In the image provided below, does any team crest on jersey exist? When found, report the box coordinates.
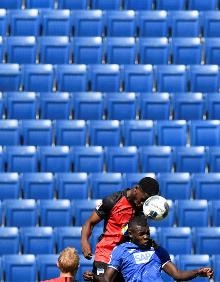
[133,251,154,264]
[121,223,128,235]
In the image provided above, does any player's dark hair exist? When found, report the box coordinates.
[128,216,148,231]
[138,177,159,196]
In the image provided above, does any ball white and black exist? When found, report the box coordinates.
[143,195,169,221]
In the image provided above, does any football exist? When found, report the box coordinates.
[143,195,169,221]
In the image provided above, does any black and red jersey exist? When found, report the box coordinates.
[42,277,77,282]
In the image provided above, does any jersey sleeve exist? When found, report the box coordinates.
[156,246,171,268]
[108,246,122,272]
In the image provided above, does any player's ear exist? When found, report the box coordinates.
[128,230,133,238]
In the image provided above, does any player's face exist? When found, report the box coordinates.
[130,225,151,248]
[133,188,149,210]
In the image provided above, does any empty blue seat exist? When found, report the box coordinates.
[210,200,220,227]
[156,120,187,146]
[207,147,220,172]
[5,146,37,173]
[123,64,153,92]
[56,173,88,199]
[0,64,21,91]
[26,0,54,8]
[188,0,218,11]
[148,200,175,227]
[0,147,5,172]
[194,227,220,254]
[0,120,20,146]
[22,173,54,200]
[122,120,154,146]
[76,255,94,282]
[22,120,52,146]
[105,11,136,37]
[20,227,54,254]
[139,38,169,64]
[194,173,220,200]
[0,92,3,118]
[123,172,156,187]
[2,254,36,282]
[89,120,120,146]
[203,11,220,37]
[175,147,206,173]
[57,0,88,9]
[22,64,54,92]
[207,93,220,119]
[0,173,20,200]
[91,0,121,10]
[90,173,123,198]
[0,227,19,254]
[4,199,37,227]
[139,93,171,120]
[0,9,7,36]
[0,0,22,9]
[105,92,137,120]
[90,64,121,92]
[39,199,71,227]
[205,38,220,65]
[124,0,153,10]
[0,37,3,63]
[155,0,186,10]
[55,227,82,253]
[105,37,136,64]
[157,173,191,200]
[37,254,59,281]
[73,146,104,173]
[212,255,220,282]
[139,146,173,173]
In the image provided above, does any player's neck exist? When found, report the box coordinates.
[60,272,74,278]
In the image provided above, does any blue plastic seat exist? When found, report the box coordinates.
[207,147,220,172]
[212,255,220,282]
[139,146,173,173]
[39,199,71,227]
[57,0,88,9]
[148,200,175,227]
[105,37,136,64]
[26,0,54,8]
[90,173,123,198]
[207,93,220,120]
[0,37,3,63]
[56,173,88,199]
[0,147,5,172]
[194,173,220,200]
[0,0,22,9]
[2,254,36,282]
[0,120,20,146]
[205,38,220,65]
[89,120,120,146]
[194,227,220,254]
[188,0,218,11]
[155,0,186,10]
[157,173,191,200]
[105,11,136,37]
[0,64,21,91]
[37,254,59,282]
[139,37,169,64]
[124,0,153,10]
[122,120,154,146]
[210,200,220,226]
[4,199,37,227]
[0,92,3,119]
[22,173,54,200]
[55,227,82,253]
[0,9,7,36]
[105,92,137,120]
[0,227,19,254]
[76,255,94,282]
[73,146,104,173]
[203,11,220,37]
[91,0,121,10]
[22,64,54,92]
[175,146,206,173]
[156,120,187,146]
[90,64,121,92]
[20,227,54,254]
[106,146,138,173]
[123,172,156,188]
[0,173,20,200]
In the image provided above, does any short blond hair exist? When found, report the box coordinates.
[58,247,79,275]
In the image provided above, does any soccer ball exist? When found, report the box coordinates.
[143,195,169,221]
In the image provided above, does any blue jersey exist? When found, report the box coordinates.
[108,242,171,282]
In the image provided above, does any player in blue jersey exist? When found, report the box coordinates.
[84,216,213,282]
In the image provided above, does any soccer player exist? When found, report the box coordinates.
[84,216,214,282]
[81,177,160,281]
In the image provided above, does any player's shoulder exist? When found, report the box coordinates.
[103,189,128,207]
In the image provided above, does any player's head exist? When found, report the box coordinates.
[57,247,79,277]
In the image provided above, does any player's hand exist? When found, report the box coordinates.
[197,267,213,279]
[82,241,93,260]
[83,270,94,281]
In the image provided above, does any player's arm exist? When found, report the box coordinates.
[83,268,117,282]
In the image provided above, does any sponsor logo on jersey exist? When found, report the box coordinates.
[133,251,154,264]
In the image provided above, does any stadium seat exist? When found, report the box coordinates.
[21,120,52,146]
[137,11,168,37]
[203,11,220,37]
[39,199,71,227]
[207,147,220,172]
[89,120,120,146]
[210,200,220,227]
[105,146,138,173]
[176,200,209,227]
[58,0,88,9]
[20,227,54,254]
[0,173,20,200]
[55,227,82,253]
[189,65,220,93]
[205,38,220,65]
[73,92,104,120]
[138,38,169,64]
[0,9,7,36]
[105,37,136,64]
[89,173,123,198]
[155,65,187,92]
[105,92,137,120]
[0,147,5,172]
[72,146,104,173]
[123,173,156,188]
[91,0,121,10]
[0,37,3,63]
[55,173,88,199]
[39,36,70,64]
[39,92,71,120]
[139,93,171,120]
[174,147,206,173]
[0,93,3,119]
[37,254,59,282]
[73,37,103,64]
[22,64,54,92]
[76,255,94,282]
[157,173,192,200]
[26,0,54,8]
[0,64,21,91]
[0,0,22,9]
[9,9,40,36]
[124,0,153,10]
[194,173,220,200]
[55,120,86,146]
[72,10,104,37]
[148,200,175,227]
[41,10,71,36]
[194,227,220,254]
[105,11,136,37]
[0,227,19,254]
[22,173,54,200]
[123,64,153,92]
[188,0,218,11]
[139,146,173,173]
[5,92,37,119]
[5,146,37,173]
[2,254,36,282]
[156,120,187,146]
[39,146,71,173]
[172,93,205,120]
[155,0,185,10]
[4,199,37,227]
[56,64,88,92]
[207,93,220,120]
[122,120,154,146]
[212,255,220,282]
[0,120,20,146]
[90,64,121,92]
[170,11,200,37]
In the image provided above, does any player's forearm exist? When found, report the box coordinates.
[171,269,199,281]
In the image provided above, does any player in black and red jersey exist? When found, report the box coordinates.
[81,177,159,282]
